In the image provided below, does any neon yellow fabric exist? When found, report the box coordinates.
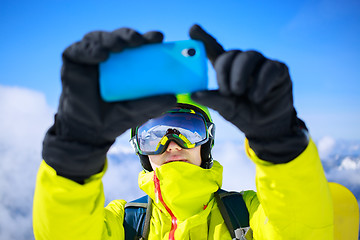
[244,138,334,239]
[33,161,126,240]
[33,138,333,239]
[329,182,359,239]
[33,161,106,239]
[138,160,228,239]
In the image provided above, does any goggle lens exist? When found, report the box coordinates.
[135,112,209,155]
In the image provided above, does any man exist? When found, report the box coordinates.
[33,24,333,239]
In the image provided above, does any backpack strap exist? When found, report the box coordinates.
[142,197,152,239]
[124,190,252,240]
[215,189,252,240]
[123,195,152,240]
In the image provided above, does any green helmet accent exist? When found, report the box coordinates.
[176,93,212,123]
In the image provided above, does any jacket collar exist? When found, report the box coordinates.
[138,160,223,221]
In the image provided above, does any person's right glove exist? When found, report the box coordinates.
[189,24,308,163]
[43,28,177,183]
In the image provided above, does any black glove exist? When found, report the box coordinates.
[43,28,177,183]
[189,24,308,163]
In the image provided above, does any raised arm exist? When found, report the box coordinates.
[33,28,177,239]
[190,24,333,239]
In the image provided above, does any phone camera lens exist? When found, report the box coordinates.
[187,48,196,56]
[182,48,196,57]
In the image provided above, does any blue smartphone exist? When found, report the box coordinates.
[99,40,208,102]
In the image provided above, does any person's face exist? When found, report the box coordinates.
[148,141,202,170]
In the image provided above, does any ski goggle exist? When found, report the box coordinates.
[131,109,214,155]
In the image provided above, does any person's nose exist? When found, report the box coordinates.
[166,141,182,152]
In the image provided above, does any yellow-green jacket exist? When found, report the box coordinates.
[33,139,333,239]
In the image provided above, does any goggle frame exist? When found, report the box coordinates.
[131,108,214,155]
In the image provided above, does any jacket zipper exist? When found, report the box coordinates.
[154,173,178,240]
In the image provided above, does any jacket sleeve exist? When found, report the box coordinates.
[33,160,126,240]
[242,138,334,240]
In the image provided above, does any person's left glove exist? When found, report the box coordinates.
[43,28,177,183]
[189,24,308,163]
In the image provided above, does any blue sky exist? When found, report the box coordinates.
[1,0,360,140]
[1,1,360,238]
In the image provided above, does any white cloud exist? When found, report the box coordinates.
[0,85,54,240]
[108,136,134,155]
[103,153,145,204]
[325,155,360,208]
[212,140,256,192]
[317,136,336,159]
[338,157,360,171]
[0,85,54,150]
[326,166,360,191]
